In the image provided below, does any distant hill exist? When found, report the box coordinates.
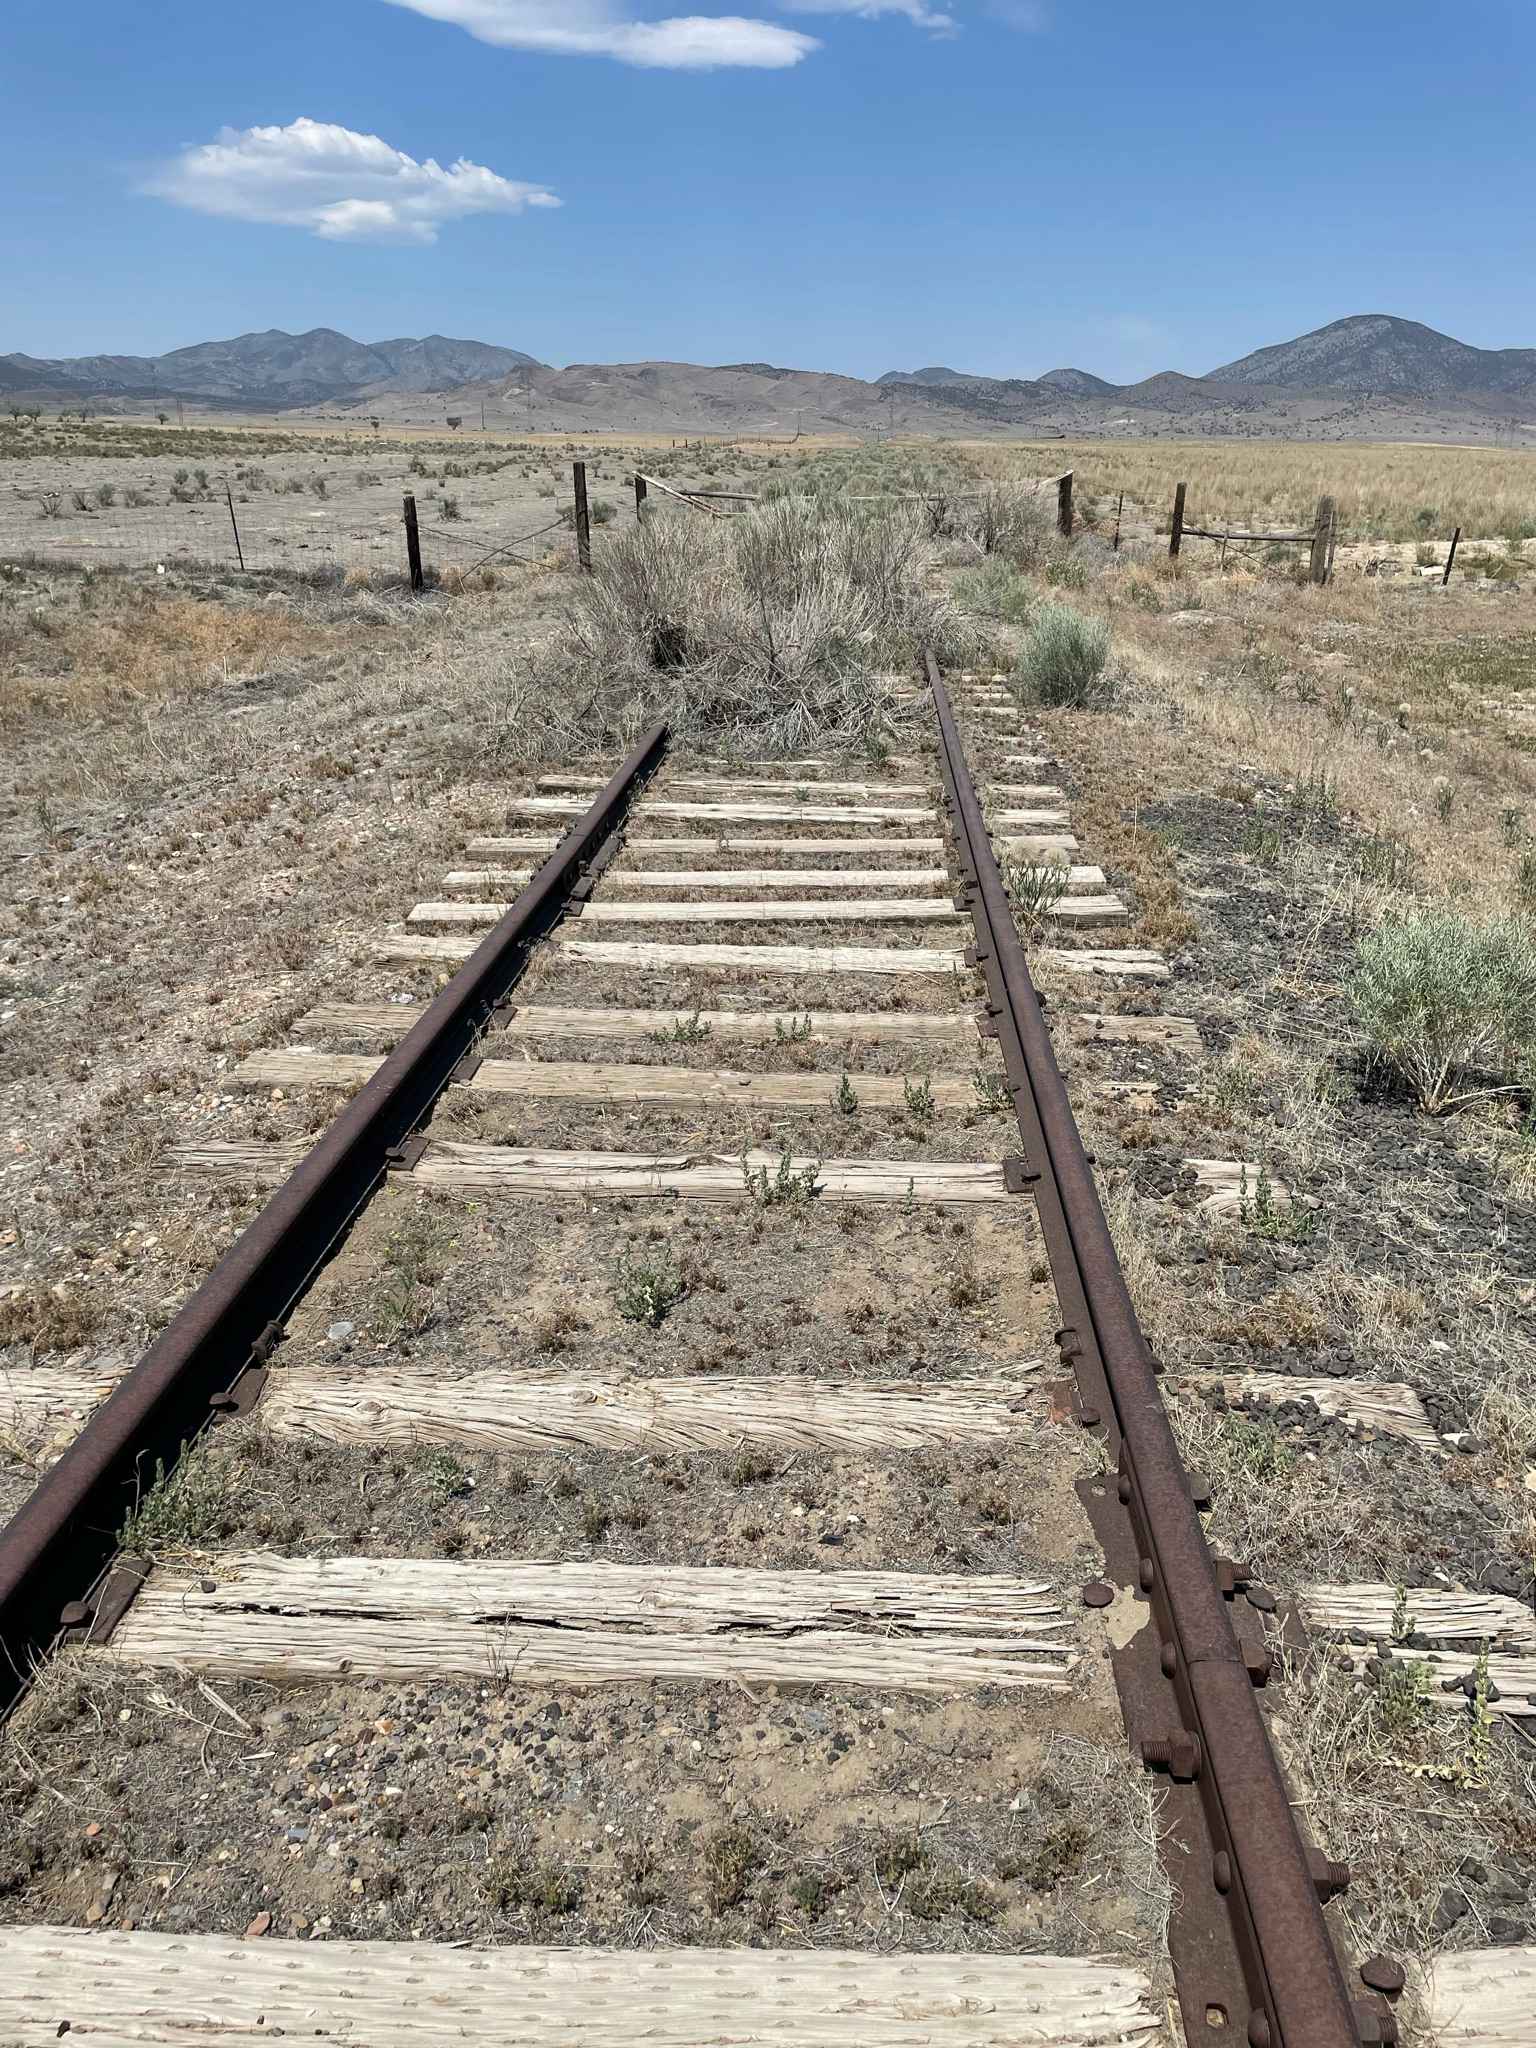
[877,367,986,387]
[0,328,543,407]
[1037,367,1117,396]
[6,313,1536,446]
[1208,313,1536,398]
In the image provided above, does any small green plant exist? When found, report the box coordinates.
[1371,1654,1433,1749]
[831,1071,860,1115]
[1043,548,1088,591]
[1287,766,1338,828]
[120,1451,230,1552]
[1001,855,1069,927]
[439,495,461,521]
[789,1872,840,1918]
[1501,806,1526,848]
[1014,601,1112,708]
[972,1068,1011,1114]
[615,1251,686,1327]
[590,498,618,525]
[651,1009,711,1045]
[1241,818,1286,868]
[703,1825,761,1912]
[742,1147,821,1205]
[417,1448,474,1500]
[1434,781,1456,822]
[94,482,116,508]
[1216,1414,1299,1484]
[1355,831,1416,890]
[1389,1584,1414,1646]
[1517,850,1536,909]
[903,1074,936,1121]
[774,1013,813,1042]
[1239,1161,1316,1245]
[484,1856,583,1917]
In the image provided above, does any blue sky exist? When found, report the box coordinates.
[3,0,1533,383]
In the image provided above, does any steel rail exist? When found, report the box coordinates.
[926,653,1368,2048]
[0,723,669,1717]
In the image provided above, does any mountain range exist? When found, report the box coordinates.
[5,314,1536,443]
[0,329,539,406]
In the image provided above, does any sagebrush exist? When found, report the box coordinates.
[487,497,982,762]
[1351,911,1536,1111]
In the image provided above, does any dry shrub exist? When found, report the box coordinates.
[502,497,981,762]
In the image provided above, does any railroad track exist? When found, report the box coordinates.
[0,659,1488,2044]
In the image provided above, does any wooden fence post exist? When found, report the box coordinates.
[403,493,423,591]
[1169,483,1187,558]
[573,461,592,574]
[224,481,245,572]
[1057,470,1074,538]
[1309,495,1336,585]
[634,473,648,520]
[1442,527,1461,586]
[1113,491,1124,552]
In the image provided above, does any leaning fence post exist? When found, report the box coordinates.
[634,473,648,520]
[224,480,245,572]
[573,461,592,574]
[403,493,423,591]
[1169,483,1187,558]
[1057,470,1074,538]
[1442,527,1461,586]
[1113,491,1124,552]
[1309,495,1336,585]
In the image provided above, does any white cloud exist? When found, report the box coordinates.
[144,118,560,245]
[379,0,820,66]
[785,0,955,30]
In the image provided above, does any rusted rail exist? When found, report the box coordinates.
[0,725,668,1717]
[927,652,1382,2048]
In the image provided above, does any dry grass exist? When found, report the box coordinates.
[0,571,376,730]
[973,439,1536,545]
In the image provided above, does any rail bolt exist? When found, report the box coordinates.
[1213,1556,1250,1598]
[1140,1731,1202,1782]
[1137,1556,1155,1592]
[1352,2000,1399,2046]
[1247,2010,1272,2048]
[1243,1642,1273,1687]
[1159,1643,1178,1678]
[1212,1851,1232,1894]
[1308,1847,1351,1902]
[1359,1957,1406,1997]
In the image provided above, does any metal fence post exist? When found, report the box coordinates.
[1443,526,1461,586]
[1169,482,1187,558]
[403,494,424,591]
[573,461,592,574]
[1113,491,1124,552]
